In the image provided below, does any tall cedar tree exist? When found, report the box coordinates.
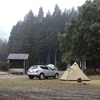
[59,0,100,69]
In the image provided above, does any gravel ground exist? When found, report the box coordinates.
[0,75,100,100]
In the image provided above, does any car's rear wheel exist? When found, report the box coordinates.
[39,73,45,80]
[29,75,34,79]
[54,73,59,79]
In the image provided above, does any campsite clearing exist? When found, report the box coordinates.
[0,74,100,100]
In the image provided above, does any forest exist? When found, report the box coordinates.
[0,0,100,71]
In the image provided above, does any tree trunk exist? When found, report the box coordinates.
[48,52,50,64]
[54,49,57,66]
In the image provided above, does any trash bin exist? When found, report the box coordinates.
[77,78,82,83]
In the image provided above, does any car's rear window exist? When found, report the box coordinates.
[40,66,48,70]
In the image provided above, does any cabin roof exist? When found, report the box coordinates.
[7,53,29,60]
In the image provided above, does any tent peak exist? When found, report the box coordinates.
[73,62,77,64]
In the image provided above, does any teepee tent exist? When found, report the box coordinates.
[60,62,90,81]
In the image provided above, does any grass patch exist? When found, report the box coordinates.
[0,75,85,88]
[0,74,100,88]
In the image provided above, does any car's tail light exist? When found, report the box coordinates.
[36,70,39,73]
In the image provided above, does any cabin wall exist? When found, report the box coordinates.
[9,60,23,68]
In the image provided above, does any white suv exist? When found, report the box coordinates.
[27,65,59,79]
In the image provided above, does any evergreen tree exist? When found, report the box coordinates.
[59,0,100,67]
[0,39,8,61]
[8,21,23,53]
[37,7,44,23]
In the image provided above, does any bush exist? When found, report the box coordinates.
[83,69,100,75]
[56,61,67,71]
[0,62,9,71]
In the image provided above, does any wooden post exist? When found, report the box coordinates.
[23,60,25,74]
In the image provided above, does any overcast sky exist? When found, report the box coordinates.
[0,0,86,40]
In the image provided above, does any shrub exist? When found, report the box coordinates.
[0,62,9,71]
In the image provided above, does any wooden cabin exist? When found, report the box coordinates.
[7,53,29,74]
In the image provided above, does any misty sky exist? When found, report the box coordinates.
[0,0,86,40]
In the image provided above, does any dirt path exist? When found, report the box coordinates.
[0,85,100,100]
